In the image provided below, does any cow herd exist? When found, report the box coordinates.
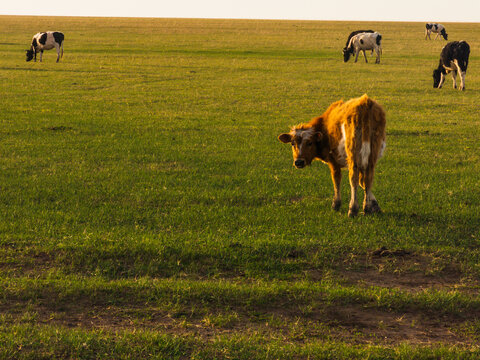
[24,24,470,92]
[342,23,470,91]
[279,23,473,217]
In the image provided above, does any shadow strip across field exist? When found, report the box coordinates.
[2,276,480,317]
[1,275,480,348]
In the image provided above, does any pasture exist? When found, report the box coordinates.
[1,15,480,358]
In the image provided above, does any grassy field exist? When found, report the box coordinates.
[1,15,480,359]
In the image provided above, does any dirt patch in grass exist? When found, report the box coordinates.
[336,248,479,294]
[2,298,478,347]
[0,250,55,276]
[320,305,471,346]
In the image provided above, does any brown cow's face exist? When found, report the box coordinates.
[278,127,321,169]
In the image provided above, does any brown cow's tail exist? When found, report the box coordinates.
[345,94,372,170]
[359,95,385,139]
[358,94,372,146]
[364,95,386,166]
[358,94,385,169]
[344,94,386,169]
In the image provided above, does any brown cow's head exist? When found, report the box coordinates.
[278,126,322,169]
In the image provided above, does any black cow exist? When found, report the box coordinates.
[433,41,470,91]
[26,31,64,62]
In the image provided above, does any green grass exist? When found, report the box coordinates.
[1,15,480,358]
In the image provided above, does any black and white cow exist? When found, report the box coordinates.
[425,23,448,40]
[344,32,382,63]
[342,30,374,61]
[26,31,64,62]
[433,41,470,91]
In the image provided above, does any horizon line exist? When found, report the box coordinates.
[0,13,478,24]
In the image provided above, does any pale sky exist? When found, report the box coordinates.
[1,0,479,22]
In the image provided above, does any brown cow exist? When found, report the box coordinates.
[278,94,386,217]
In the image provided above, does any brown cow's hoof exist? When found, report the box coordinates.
[364,200,381,215]
[332,200,341,211]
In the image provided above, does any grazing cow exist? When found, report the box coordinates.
[425,23,448,40]
[433,41,470,91]
[278,94,386,217]
[342,30,374,60]
[26,31,64,62]
[344,32,382,63]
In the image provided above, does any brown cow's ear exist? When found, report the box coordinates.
[278,133,292,143]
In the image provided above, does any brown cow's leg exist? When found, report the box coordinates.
[348,165,359,217]
[359,171,367,193]
[329,164,342,211]
[362,167,381,214]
